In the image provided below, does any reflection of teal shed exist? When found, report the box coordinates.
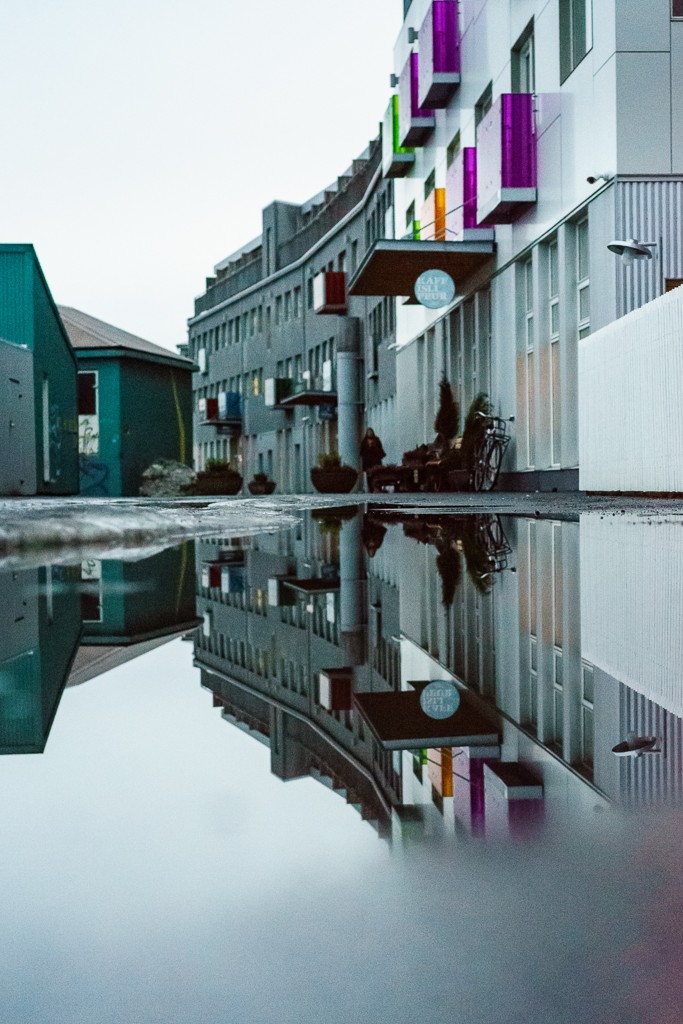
[0,564,82,754]
[58,306,194,497]
[80,543,199,645]
[0,245,79,495]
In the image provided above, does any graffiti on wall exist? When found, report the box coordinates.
[79,455,109,496]
[79,416,100,456]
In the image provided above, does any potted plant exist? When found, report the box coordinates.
[310,451,359,494]
[248,471,276,496]
[194,458,243,496]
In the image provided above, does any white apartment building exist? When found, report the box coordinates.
[351,0,683,490]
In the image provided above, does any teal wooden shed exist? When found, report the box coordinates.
[0,245,79,495]
[58,306,194,497]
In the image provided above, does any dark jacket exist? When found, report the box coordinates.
[360,435,386,471]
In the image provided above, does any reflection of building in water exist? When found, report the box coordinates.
[0,564,81,753]
[80,543,199,646]
[194,515,402,837]
[194,511,683,843]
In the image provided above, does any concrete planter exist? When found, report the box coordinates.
[310,466,358,493]
[194,471,243,496]
[248,479,276,495]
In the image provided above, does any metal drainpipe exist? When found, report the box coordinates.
[336,317,362,472]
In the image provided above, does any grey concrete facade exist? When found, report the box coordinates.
[188,140,398,490]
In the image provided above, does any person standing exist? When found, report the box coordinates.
[360,428,386,488]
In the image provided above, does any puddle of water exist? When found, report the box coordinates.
[0,509,682,1022]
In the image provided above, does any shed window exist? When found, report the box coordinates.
[78,372,98,416]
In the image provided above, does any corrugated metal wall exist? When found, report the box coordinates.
[620,687,683,807]
[616,179,683,316]
[579,284,683,491]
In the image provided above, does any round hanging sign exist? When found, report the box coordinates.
[414,269,456,309]
[419,680,461,720]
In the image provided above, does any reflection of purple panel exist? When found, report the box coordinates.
[399,52,435,147]
[418,1,460,108]
[476,94,537,225]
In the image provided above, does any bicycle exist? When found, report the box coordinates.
[470,413,511,492]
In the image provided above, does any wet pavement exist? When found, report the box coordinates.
[1,503,682,1022]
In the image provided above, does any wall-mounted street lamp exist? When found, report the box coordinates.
[608,237,664,293]
[607,238,655,266]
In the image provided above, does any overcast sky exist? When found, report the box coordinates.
[0,0,401,350]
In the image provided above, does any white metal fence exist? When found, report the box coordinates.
[579,285,683,492]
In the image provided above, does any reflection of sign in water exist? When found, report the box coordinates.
[419,680,461,720]
[414,269,456,309]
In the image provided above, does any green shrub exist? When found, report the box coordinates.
[318,451,342,469]
[204,458,236,474]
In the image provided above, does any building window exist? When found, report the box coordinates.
[424,170,436,200]
[560,0,593,84]
[512,21,535,92]
[475,82,493,128]
[577,218,590,338]
[548,239,561,465]
[446,131,460,168]
[580,662,594,770]
[275,295,282,325]
[307,276,314,309]
[351,240,358,273]
[293,286,301,318]
[78,371,100,457]
[673,0,683,16]
[521,257,535,468]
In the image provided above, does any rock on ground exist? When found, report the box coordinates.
[139,460,197,497]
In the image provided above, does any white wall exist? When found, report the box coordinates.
[579,284,683,491]
[580,515,683,718]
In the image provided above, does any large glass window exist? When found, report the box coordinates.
[560,0,593,83]
[548,239,561,464]
[475,82,492,128]
[522,258,535,468]
[577,218,590,339]
[673,0,683,16]
[512,22,535,92]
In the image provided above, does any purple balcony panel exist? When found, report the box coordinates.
[446,148,495,242]
[399,52,435,148]
[476,94,537,226]
[418,1,460,108]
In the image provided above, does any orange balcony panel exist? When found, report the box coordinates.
[420,188,447,241]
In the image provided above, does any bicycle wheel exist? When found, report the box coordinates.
[471,436,490,492]
[481,439,503,491]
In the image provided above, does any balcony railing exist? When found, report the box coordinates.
[194,255,263,316]
[419,188,447,241]
[418,1,460,108]
[446,148,495,242]
[268,364,337,408]
[313,271,347,314]
[382,95,415,178]
[200,392,242,434]
[476,93,537,225]
[398,52,435,147]
[275,141,381,268]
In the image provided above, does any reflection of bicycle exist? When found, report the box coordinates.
[470,414,511,492]
[475,514,511,574]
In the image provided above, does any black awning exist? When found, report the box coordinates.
[347,239,495,298]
